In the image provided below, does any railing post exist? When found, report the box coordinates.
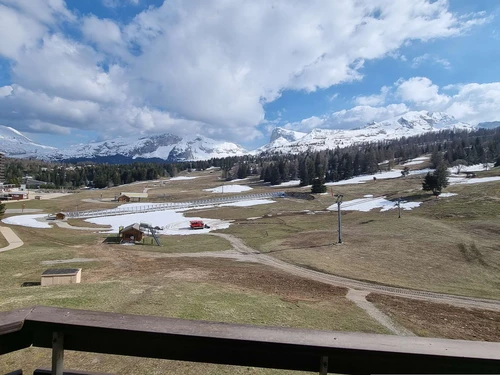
[51,332,64,375]
[319,356,328,375]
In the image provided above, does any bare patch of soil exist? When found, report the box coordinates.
[367,293,500,341]
[86,244,346,301]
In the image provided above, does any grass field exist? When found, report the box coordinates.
[1,165,500,373]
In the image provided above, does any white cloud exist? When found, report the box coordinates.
[396,77,449,108]
[0,4,47,59]
[285,103,409,131]
[82,16,124,53]
[287,78,500,132]
[0,86,13,97]
[0,0,74,24]
[102,0,139,7]
[354,86,390,106]
[0,0,492,141]
[28,121,71,135]
[411,53,451,69]
[12,34,128,103]
[446,82,500,124]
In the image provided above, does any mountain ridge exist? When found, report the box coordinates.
[0,111,488,162]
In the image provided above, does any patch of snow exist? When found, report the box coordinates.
[327,197,421,212]
[448,163,494,173]
[449,176,500,185]
[86,210,230,235]
[363,194,374,198]
[2,214,52,228]
[325,169,432,186]
[204,185,253,193]
[271,180,301,187]
[439,193,458,197]
[402,157,428,166]
[220,199,275,207]
[170,176,197,181]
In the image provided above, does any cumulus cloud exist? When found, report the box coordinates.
[0,0,492,143]
[354,86,390,106]
[286,77,500,133]
[82,15,124,54]
[396,77,450,108]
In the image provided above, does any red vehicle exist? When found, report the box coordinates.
[190,220,205,229]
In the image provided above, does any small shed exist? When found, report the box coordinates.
[119,192,148,202]
[41,268,81,286]
[120,223,145,243]
[117,195,130,202]
[55,212,66,220]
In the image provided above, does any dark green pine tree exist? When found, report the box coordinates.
[422,163,449,196]
[311,177,327,194]
[270,164,282,185]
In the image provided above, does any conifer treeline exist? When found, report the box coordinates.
[4,128,500,189]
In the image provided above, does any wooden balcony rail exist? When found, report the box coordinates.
[1,306,500,374]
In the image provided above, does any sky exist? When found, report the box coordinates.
[0,0,499,150]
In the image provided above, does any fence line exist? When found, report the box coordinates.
[64,192,286,219]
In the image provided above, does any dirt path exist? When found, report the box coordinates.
[346,289,414,336]
[208,233,500,312]
[53,221,111,231]
[0,227,24,252]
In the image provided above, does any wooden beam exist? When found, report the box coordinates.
[22,306,500,374]
[0,307,34,355]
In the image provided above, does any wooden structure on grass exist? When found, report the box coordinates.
[41,268,81,286]
[118,192,148,202]
[120,223,144,243]
[1,306,500,375]
[55,212,66,220]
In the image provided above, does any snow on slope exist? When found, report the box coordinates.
[0,110,477,162]
[166,135,247,162]
[0,125,56,157]
[259,111,475,155]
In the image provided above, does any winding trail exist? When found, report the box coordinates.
[346,289,414,336]
[52,221,111,231]
[208,233,500,312]
[0,227,24,252]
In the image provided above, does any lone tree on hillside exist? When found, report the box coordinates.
[451,159,468,174]
[311,177,327,194]
[422,163,450,196]
[0,202,5,218]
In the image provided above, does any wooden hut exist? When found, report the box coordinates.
[41,268,81,286]
[120,223,144,243]
[118,195,131,202]
[55,212,66,220]
[119,192,148,202]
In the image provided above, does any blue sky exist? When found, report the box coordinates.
[0,0,499,150]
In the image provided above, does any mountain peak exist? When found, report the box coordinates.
[270,127,306,143]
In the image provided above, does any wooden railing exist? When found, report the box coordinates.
[1,306,500,374]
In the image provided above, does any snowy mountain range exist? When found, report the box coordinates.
[256,111,477,155]
[0,126,247,162]
[0,111,490,163]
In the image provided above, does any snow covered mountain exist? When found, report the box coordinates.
[257,111,476,155]
[52,134,247,162]
[0,128,247,162]
[0,111,478,163]
[0,125,56,157]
